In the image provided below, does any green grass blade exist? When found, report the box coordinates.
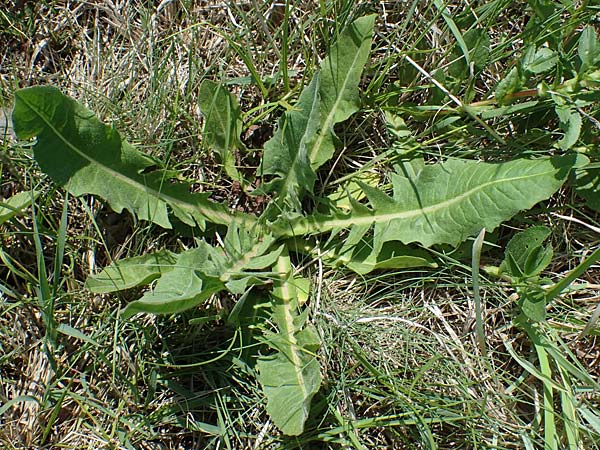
[432,0,471,67]
[545,246,600,302]
[52,192,69,296]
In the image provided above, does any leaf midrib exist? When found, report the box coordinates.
[275,255,309,416]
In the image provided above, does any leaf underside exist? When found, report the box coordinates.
[116,226,282,319]
[86,249,178,293]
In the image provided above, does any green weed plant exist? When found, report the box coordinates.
[7,15,600,438]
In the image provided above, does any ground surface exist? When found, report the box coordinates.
[1,1,599,449]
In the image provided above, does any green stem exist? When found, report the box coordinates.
[524,323,557,450]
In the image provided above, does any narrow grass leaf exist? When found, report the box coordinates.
[57,323,99,347]
[578,406,600,435]
[0,396,40,416]
[52,192,69,296]
[472,228,486,355]
[432,0,470,66]
[504,339,567,393]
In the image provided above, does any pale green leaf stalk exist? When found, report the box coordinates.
[257,249,321,436]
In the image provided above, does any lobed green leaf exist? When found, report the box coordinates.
[86,250,178,293]
[259,15,375,208]
[274,154,587,251]
[119,226,282,318]
[12,86,253,230]
[256,251,321,435]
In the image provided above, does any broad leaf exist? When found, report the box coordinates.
[448,28,490,77]
[257,250,321,435]
[259,15,375,206]
[274,154,586,251]
[0,191,38,226]
[120,226,283,318]
[86,250,178,293]
[308,15,375,170]
[120,245,223,319]
[575,166,600,211]
[518,287,547,323]
[521,46,558,74]
[495,66,522,103]
[12,86,253,229]
[334,239,437,274]
[500,226,553,279]
[579,26,599,69]
[259,76,320,209]
[198,80,243,181]
[554,102,582,150]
